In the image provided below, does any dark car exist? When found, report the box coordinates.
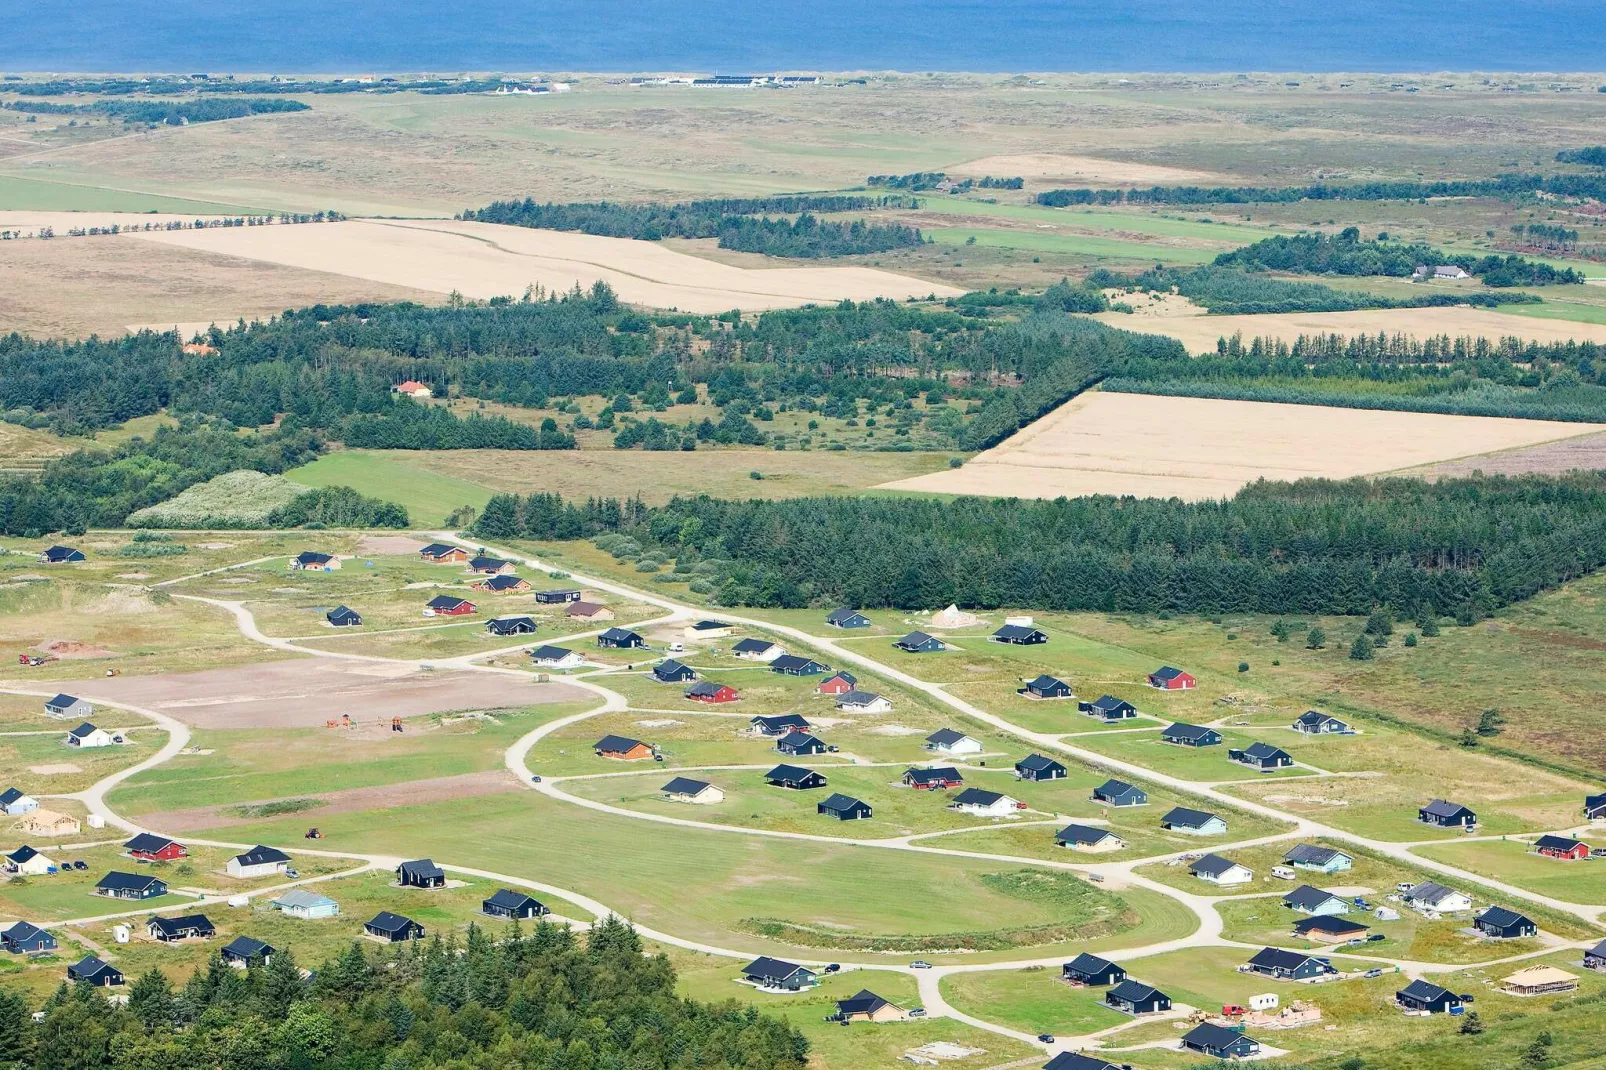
[824,963,840,973]
[1037,1034,1055,1043]
[72,861,87,871]
[1367,933,1386,942]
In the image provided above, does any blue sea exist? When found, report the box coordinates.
[3,0,1600,74]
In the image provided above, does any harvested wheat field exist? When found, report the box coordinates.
[132,218,962,313]
[949,154,1226,186]
[880,390,1606,501]
[1094,305,1606,352]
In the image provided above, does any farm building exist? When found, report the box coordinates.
[1191,853,1253,885]
[1587,940,1606,971]
[291,551,340,572]
[44,694,92,720]
[817,671,857,695]
[1148,666,1195,690]
[684,619,734,639]
[0,921,56,955]
[686,681,740,704]
[475,575,532,593]
[1230,742,1294,770]
[1021,674,1073,700]
[1396,979,1462,1014]
[530,645,583,669]
[1015,754,1067,782]
[654,659,696,682]
[423,595,476,617]
[467,555,514,575]
[1533,834,1591,860]
[903,767,963,790]
[485,616,537,636]
[1246,947,1336,981]
[535,588,582,604]
[732,638,783,661]
[834,988,902,1023]
[765,764,827,790]
[771,654,830,676]
[0,788,38,816]
[949,788,1021,818]
[597,627,646,649]
[326,605,362,627]
[5,846,53,876]
[221,936,277,967]
[566,601,615,621]
[752,713,810,736]
[776,731,828,756]
[1043,1055,1124,1070]
[925,728,982,755]
[1161,722,1222,747]
[836,690,892,713]
[66,722,115,748]
[483,889,549,920]
[817,793,871,820]
[39,545,85,565]
[1104,979,1171,1015]
[1092,779,1147,807]
[1182,1023,1260,1059]
[418,543,468,563]
[397,859,446,889]
[1293,710,1350,734]
[125,833,186,862]
[1055,824,1123,852]
[594,735,653,760]
[1062,953,1125,986]
[1419,799,1477,829]
[1501,965,1579,996]
[148,914,215,942]
[662,777,724,804]
[271,889,340,919]
[825,608,871,629]
[1161,807,1226,835]
[893,631,946,653]
[1295,915,1369,942]
[1283,885,1350,916]
[1474,906,1537,940]
[96,871,167,900]
[229,845,291,879]
[68,957,123,986]
[1284,844,1353,873]
[1404,881,1473,914]
[365,912,426,942]
[741,956,816,991]
[393,379,433,398]
[1079,694,1136,720]
[992,624,1047,645]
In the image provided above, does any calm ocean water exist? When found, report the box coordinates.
[3,0,1599,73]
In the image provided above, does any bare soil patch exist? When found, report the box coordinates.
[881,391,1606,501]
[50,659,587,729]
[1395,430,1606,480]
[36,639,117,659]
[28,763,81,775]
[356,534,430,556]
[145,769,523,834]
[950,153,1226,186]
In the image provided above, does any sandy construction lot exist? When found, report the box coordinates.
[132,218,962,313]
[1094,305,1606,352]
[54,658,586,729]
[881,390,1606,501]
[950,153,1226,185]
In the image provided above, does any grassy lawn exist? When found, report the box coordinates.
[924,226,1219,264]
[1412,838,1606,906]
[286,451,494,527]
[0,729,158,796]
[1134,839,1412,899]
[939,966,1129,1037]
[0,173,264,214]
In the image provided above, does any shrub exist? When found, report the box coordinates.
[1349,633,1374,660]
[1237,661,1249,672]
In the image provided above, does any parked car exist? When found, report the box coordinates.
[1367,934,1387,942]
[1037,1034,1055,1044]
[824,963,840,973]
[1363,968,1384,978]
[910,960,933,969]
[530,775,543,783]
[908,1008,927,1018]
[72,861,87,871]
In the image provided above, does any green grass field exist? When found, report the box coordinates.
[939,967,1129,1037]
[924,226,1220,264]
[1412,838,1606,906]
[285,451,494,527]
[0,173,266,214]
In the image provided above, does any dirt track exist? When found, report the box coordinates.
[52,659,586,729]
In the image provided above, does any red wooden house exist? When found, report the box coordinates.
[817,671,857,696]
[425,596,477,617]
[1148,666,1196,690]
[686,682,740,704]
[124,833,187,862]
[1533,834,1591,860]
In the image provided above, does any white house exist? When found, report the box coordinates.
[530,645,585,669]
[0,788,39,816]
[270,889,341,919]
[949,788,1021,818]
[1404,881,1473,915]
[1190,853,1254,886]
[835,690,893,714]
[227,845,291,879]
[65,723,115,748]
[4,845,54,877]
[924,728,983,755]
[661,776,725,804]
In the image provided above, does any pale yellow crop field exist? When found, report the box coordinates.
[132,218,962,312]
[881,390,1606,500]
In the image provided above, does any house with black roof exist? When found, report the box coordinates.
[468,555,513,575]
[418,542,467,563]
[1021,675,1073,700]
[531,645,584,669]
[1532,834,1590,860]
[1182,1022,1260,1059]
[817,671,857,696]
[1283,885,1350,916]
[44,693,92,720]
[685,619,734,638]
[732,638,783,661]
[741,955,816,991]
[1284,844,1352,873]
[1246,946,1336,981]
[39,545,85,565]
[365,912,425,942]
[424,594,475,616]
[1475,906,1537,940]
[1148,665,1195,690]
[1161,807,1227,835]
[1061,953,1125,986]
[835,690,893,713]
[1091,779,1147,807]
[1043,1054,1124,1070]
[903,766,963,790]
[0,921,55,955]
[1104,979,1171,1015]
[1161,722,1222,747]
[227,844,291,879]
[597,627,646,649]
[1396,979,1462,1014]
[654,659,696,683]
[1229,741,1294,770]
[1190,853,1253,885]
[949,788,1021,817]
[594,735,653,760]
[992,624,1047,645]
[292,551,339,572]
[483,889,548,920]
[1419,799,1477,829]
[834,988,902,1022]
[817,793,871,820]
[662,776,724,804]
[752,713,810,736]
[777,731,828,756]
[1585,939,1606,971]
[1015,754,1067,781]
[326,605,362,627]
[96,871,167,900]
[476,574,532,594]
[397,859,446,889]
[1293,710,1350,734]
[1403,881,1473,914]
[68,956,122,986]
[1585,793,1606,821]
[893,631,945,653]
[148,914,215,942]
[485,615,536,636]
[535,588,582,604]
[925,728,982,754]
[221,936,277,967]
[771,654,829,676]
[1079,695,1136,720]
[0,788,37,816]
[1295,915,1369,942]
[765,764,827,790]
[686,681,740,704]
[825,608,871,629]
[1055,824,1124,852]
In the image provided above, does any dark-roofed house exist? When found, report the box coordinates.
[365,912,425,942]
[777,731,828,756]
[531,645,584,669]
[419,543,468,563]
[44,694,92,720]
[68,956,123,986]
[1247,946,1336,981]
[1295,915,1370,942]
[67,722,114,748]
[468,555,514,575]
[1161,722,1222,747]
[1293,710,1350,734]
[125,833,186,862]
[1055,824,1124,852]
[1182,1023,1260,1059]
[227,845,290,879]
[485,615,536,636]
[836,690,893,713]
[4,845,51,877]
[1586,793,1606,821]
[686,681,740,704]
[96,871,167,900]
[817,671,857,696]
[949,788,1021,817]
[1475,906,1537,940]
[992,624,1047,645]
[662,777,724,804]
[903,767,963,790]
[1161,807,1227,835]
[654,659,696,683]
[1148,666,1195,690]
[0,788,36,816]
[835,988,902,1022]
[742,955,816,991]
[291,551,339,572]
[0,921,55,955]
[1284,844,1353,873]
[925,728,982,755]
[1419,799,1477,829]
[595,735,653,760]
[221,936,276,967]
[685,619,734,638]
[1104,979,1171,1015]
[1015,754,1067,782]
[732,638,783,661]
[1403,881,1473,914]
[1533,834,1591,860]
[597,627,645,649]
[1229,742,1294,770]
[424,595,476,617]
[1043,1054,1124,1070]
[483,889,548,920]
[1191,853,1253,885]
[817,793,871,820]
[1397,979,1462,1014]
[148,914,215,942]
[397,859,445,889]
[535,588,582,604]
[1092,779,1147,807]
[1586,939,1606,971]
[765,764,827,790]
[1079,695,1136,721]
[1284,885,1350,916]
[1021,675,1073,700]
[893,631,945,653]
[771,654,829,677]
[326,605,362,627]
[40,545,85,565]
[1062,952,1125,987]
[825,608,871,629]
[752,713,810,736]
[475,574,531,594]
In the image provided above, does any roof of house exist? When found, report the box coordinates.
[836,988,890,1015]
[295,551,333,565]
[1534,834,1587,853]
[1056,823,1115,845]
[426,595,471,610]
[568,601,608,615]
[1162,806,1219,827]
[1151,666,1189,681]
[595,734,646,753]
[485,889,543,911]
[656,658,692,676]
[366,911,418,933]
[1026,674,1070,691]
[1249,946,1328,973]
[1107,979,1164,1003]
[925,728,971,746]
[1422,798,1473,818]
[1590,938,1606,959]
[1241,741,1292,762]
[1,921,49,944]
[743,955,811,980]
[1016,753,1063,773]
[273,889,338,910]
[1294,915,1368,936]
[0,788,27,806]
[662,776,712,796]
[328,604,360,619]
[905,766,961,784]
[825,608,867,623]
[1284,843,1350,866]
[149,913,213,937]
[771,654,824,673]
[822,670,857,685]
[42,546,84,561]
[818,793,867,812]
[221,936,276,960]
[993,624,1043,641]
[1183,1022,1252,1050]
[598,627,643,642]
[1406,880,1464,905]
[1064,952,1119,975]
[1477,905,1534,930]
[5,845,43,864]
[837,689,883,706]
[481,575,526,591]
[233,845,290,867]
[97,871,162,892]
[1399,979,1453,1002]
[70,956,118,978]
[1043,1053,1123,1070]
[468,555,507,570]
[1501,965,1578,989]
[531,645,575,661]
[896,630,938,646]
[1095,778,1143,797]
[1586,792,1606,810]
[1088,694,1130,711]
[778,731,824,750]
[765,764,819,783]
[952,788,1008,808]
[68,722,101,738]
[1284,884,1344,911]
[1191,853,1245,877]
[398,859,444,879]
[418,542,458,556]
[1295,709,1346,727]
[753,713,809,729]
[1163,722,1216,740]
[45,694,81,708]
[690,619,732,631]
[732,638,778,654]
[686,680,731,698]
